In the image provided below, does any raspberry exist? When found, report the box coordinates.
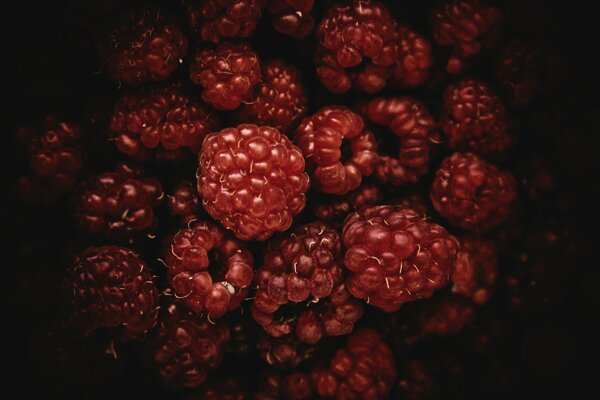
[417,294,474,337]
[393,26,433,87]
[197,124,309,240]
[342,206,459,312]
[315,0,398,93]
[189,42,261,110]
[312,184,383,228]
[451,236,497,305]
[236,59,308,133]
[255,371,314,400]
[191,378,247,400]
[396,360,440,400]
[257,332,315,368]
[168,180,203,223]
[145,301,229,389]
[166,220,254,318]
[185,0,264,43]
[61,246,159,340]
[294,106,378,195]
[361,97,440,186]
[312,329,396,399]
[494,40,543,108]
[432,0,503,74]
[252,222,363,343]
[98,7,188,85]
[109,84,219,162]
[430,152,516,232]
[75,162,163,240]
[267,0,315,38]
[441,78,511,157]
[16,116,83,204]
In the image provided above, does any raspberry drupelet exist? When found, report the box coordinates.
[266,0,315,39]
[166,220,254,318]
[145,301,230,389]
[294,106,378,195]
[98,7,188,85]
[16,116,83,204]
[168,180,203,224]
[61,246,159,340]
[315,0,398,93]
[75,162,164,240]
[312,183,383,228]
[393,26,433,87]
[257,332,315,368]
[236,59,308,133]
[255,371,314,400]
[312,328,396,399]
[451,236,498,305]
[417,294,475,337]
[361,96,440,187]
[342,206,459,312]
[197,124,309,240]
[430,152,516,232]
[109,84,219,162]
[189,42,261,110]
[252,222,363,343]
[432,0,503,74]
[441,78,511,158]
[184,0,264,43]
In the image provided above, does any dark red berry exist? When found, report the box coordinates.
[255,371,314,400]
[257,332,315,368]
[393,26,433,87]
[267,0,315,39]
[312,184,383,228]
[417,294,474,337]
[451,236,497,305]
[168,180,203,224]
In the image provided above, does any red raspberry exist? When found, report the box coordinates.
[197,124,309,240]
[441,78,511,158]
[168,180,203,223]
[61,246,159,340]
[396,360,440,400]
[312,329,396,399]
[145,301,230,389]
[294,106,378,195]
[312,184,383,228]
[417,294,474,337]
[430,152,516,232]
[451,236,497,305]
[361,97,440,187]
[109,84,219,162]
[267,0,315,39]
[257,332,315,368]
[185,0,264,43]
[432,0,503,74]
[192,378,247,400]
[189,42,261,110]
[166,220,254,318]
[255,371,314,400]
[98,7,188,85]
[315,0,398,93]
[393,26,433,87]
[236,59,308,133]
[75,162,163,240]
[342,206,459,312]
[252,222,363,343]
[16,116,83,204]
[494,40,543,108]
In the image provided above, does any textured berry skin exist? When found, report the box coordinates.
[267,0,315,38]
[342,206,459,312]
[198,124,309,240]
[98,7,188,85]
[396,360,439,400]
[185,0,264,43]
[312,184,383,228]
[393,26,433,87]
[16,116,83,204]
[257,332,315,368]
[451,236,497,305]
[362,97,440,187]
[109,84,219,162]
[417,295,474,337]
[62,246,159,340]
[166,220,254,318]
[494,40,542,108]
[294,106,378,195]
[146,302,230,389]
[315,0,398,93]
[237,60,308,133]
[312,329,396,399]
[432,0,503,74]
[441,78,511,157]
[168,180,202,223]
[189,42,261,110]
[252,222,363,343]
[430,152,516,232]
[75,162,163,240]
[255,372,314,400]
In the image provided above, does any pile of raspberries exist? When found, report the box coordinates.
[16,1,567,399]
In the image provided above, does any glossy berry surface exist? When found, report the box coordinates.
[168,180,203,223]
[393,26,433,87]
[267,0,315,39]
